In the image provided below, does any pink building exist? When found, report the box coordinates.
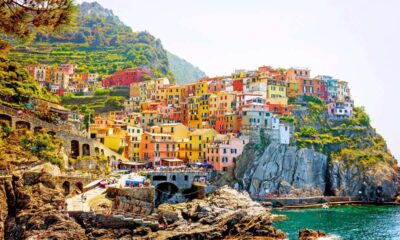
[205,134,249,171]
[327,100,353,119]
[59,64,76,75]
[157,104,175,120]
[236,92,263,110]
[207,78,226,93]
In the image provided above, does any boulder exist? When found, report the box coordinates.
[299,228,327,240]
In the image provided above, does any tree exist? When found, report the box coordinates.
[92,32,102,46]
[0,0,76,39]
[74,31,87,43]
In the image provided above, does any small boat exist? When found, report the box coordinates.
[322,203,330,209]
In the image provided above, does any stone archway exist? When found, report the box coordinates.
[82,143,90,156]
[71,140,80,158]
[155,182,179,205]
[0,114,12,128]
[15,120,31,130]
[94,147,100,155]
[34,126,43,133]
[62,181,70,196]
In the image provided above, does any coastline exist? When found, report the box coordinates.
[256,195,400,209]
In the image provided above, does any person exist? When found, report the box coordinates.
[81,193,85,202]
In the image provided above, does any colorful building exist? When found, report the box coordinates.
[178,128,217,163]
[102,68,151,88]
[205,134,249,171]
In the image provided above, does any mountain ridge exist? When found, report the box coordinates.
[7,1,204,83]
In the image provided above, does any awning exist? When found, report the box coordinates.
[161,158,183,162]
[119,162,147,166]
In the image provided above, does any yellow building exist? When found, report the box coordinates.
[129,82,141,98]
[125,112,141,126]
[139,79,155,101]
[266,80,288,105]
[103,128,127,152]
[188,94,211,129]
[150,123,189,141]
[141,110,160,130]
[195,81,208,96]
[188,96,201,129]
[127,126,143,161]
[166,84,184,107]
[178,129,217,163]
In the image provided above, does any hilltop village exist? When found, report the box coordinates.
[26,64,353,172]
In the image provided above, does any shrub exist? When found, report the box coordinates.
[299,126,317,138]
[94,89,110,96]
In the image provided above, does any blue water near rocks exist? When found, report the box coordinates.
[273,205,400,240]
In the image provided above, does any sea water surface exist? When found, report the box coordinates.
[273,205,400,240]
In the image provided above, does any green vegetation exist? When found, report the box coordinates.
[0,58,60,107]
[62,94,124,113]
[293,96,395,168]
[19,129,64,168]
[94,89,110,96]
[280,115,297,124]
[167,51,206,85]
[8,2,174,79]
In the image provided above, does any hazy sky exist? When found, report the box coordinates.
[78,0,400,160]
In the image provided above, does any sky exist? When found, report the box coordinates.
[78,0,400,160]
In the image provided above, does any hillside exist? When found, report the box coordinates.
[7,1,204,81]
[233,97,398,198]
[167,52,206,85]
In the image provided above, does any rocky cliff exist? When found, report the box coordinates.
[0,172,87,240]
[235,143,328,197]
[234,99,399,199]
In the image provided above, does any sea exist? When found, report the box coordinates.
[273,205,400,240]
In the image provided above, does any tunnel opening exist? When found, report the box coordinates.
[71,140,80,158]
[34,126,43,133]
[0,114,12,128]
[82,144,90,156]
[62,181,70,196]
[15,121,30,130]
[155,182,179,205]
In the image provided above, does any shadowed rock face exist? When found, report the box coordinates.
[0,173,87,240]
[235,141,398,198]
[236,143,327,197]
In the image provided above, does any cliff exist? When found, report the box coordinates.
[234,98,399,199]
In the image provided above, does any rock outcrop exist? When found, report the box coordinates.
[236,142,327,197]
[298,229,327,240]
[0,172,87,239]
[235,140,398,198]
[153,186,286,239]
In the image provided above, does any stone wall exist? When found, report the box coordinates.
[107,187,155,216]
[148,171,212,190]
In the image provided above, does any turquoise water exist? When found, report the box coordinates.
[273,205,400,240]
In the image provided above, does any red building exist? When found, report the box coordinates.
[233,79,244,92]
[102,68,151,88]
[267,103,292,116]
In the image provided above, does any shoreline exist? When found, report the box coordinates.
[272,201,400,210]
[256,195,400,209]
